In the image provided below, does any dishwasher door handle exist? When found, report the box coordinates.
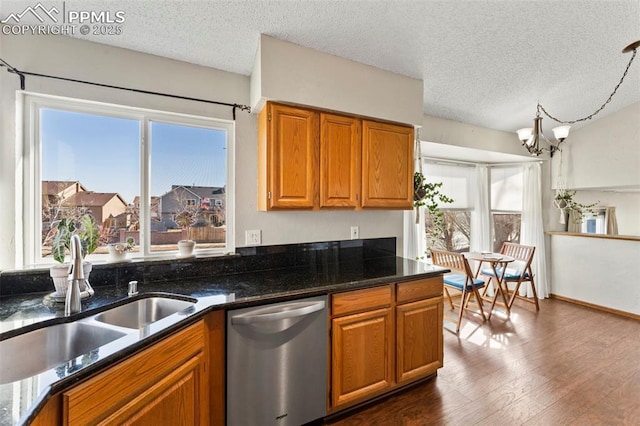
[231,300,325,324]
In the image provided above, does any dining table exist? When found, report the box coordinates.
[463,251,516,319]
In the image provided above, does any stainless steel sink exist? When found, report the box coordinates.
[0,322,128,384]
[93,297,195,329]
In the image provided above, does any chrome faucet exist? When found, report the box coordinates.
[65,234,84,315]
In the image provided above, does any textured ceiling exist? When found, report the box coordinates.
[3,0,639,137]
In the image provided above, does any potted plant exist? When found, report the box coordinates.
[175,210,197,257]
[48,214,100,297]
[107,236,136,263]
[553,189,598,225]
[413,172,454,255]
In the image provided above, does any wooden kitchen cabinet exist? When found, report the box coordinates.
[63,320,209,426]
[330,277,443,412]
[32,311,225,426]
[320,113,361,208]
[258,102,320,210]
[396,278,443,384]
[258,101,414,210]
[331,286,394,408]
[361,120,414,209]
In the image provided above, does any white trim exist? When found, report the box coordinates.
[20,91,236,266]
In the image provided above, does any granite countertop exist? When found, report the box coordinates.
[0,255,446,426]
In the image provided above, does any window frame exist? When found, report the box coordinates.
[425,207,472,253]
[19,91,235,266]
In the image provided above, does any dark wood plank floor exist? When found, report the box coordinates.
[327,299,640,425]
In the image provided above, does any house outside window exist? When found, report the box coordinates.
[22,93,234,266]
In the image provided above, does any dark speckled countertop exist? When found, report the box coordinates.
[0,239,447,426]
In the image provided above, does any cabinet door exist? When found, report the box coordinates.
[63,321,208,426]
[396,297,443,384]
[99,353,204,425]
[259,103,319,210]
[361,120,413,209]
[331,307,394,408]
[320,113,361,208]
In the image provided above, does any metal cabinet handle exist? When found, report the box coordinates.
[231,300,325,324]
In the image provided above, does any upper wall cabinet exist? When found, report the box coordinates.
[258,103,319,210]
[320,113,362,208]
[361,120,414,209]
[258,102,414,211]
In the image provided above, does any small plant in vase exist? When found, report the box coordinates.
[48,214,99,298]
[107,236,136,263]
[175,210,197,257]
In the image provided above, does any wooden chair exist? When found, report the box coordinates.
[480,242,539,311]
[430,249,486,333]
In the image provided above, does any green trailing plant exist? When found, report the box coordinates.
[554,190,598,223]
[413,172,454,255]
[51,214,100,263]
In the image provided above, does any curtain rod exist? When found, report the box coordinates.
[422,156,543,168]
[0,58,251,120]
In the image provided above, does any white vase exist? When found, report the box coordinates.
[49,262,92,296]
[107,243,128,262]
[177,240,196,258]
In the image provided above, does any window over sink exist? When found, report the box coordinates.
[22,93,235,266]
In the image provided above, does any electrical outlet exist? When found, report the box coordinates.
[245,230,262,245]
[350,226,359,240]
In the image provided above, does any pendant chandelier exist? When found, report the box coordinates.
[517,40,640,157]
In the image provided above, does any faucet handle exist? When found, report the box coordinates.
[128,281,139,297]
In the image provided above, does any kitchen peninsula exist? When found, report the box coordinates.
[0,238,447,426]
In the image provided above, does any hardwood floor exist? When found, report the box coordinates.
[326,298,640,425]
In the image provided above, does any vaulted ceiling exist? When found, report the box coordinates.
[3,0,639,137]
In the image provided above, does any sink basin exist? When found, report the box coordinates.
[94,297,195,329]
[0,322,128,384]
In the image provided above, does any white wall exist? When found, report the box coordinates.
[421,114,525,156]
[0,33,403,269]
[550,234,640,315]
[252,35,424,125]
[551,102,640,190]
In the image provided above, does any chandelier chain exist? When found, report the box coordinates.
[538,48,637,124]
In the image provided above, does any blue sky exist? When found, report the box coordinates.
[41,109,227,203]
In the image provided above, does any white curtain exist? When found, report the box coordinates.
[606,207,619,235]
[403,208,427,261]
[471,164,491,252]
[520,162,549,298]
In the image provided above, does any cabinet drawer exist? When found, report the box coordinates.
[332,285,392,317]
[396,277,443,304]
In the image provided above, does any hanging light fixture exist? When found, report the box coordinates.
[517,40,640,157]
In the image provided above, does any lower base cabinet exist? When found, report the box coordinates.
[331,307,394,406]
[32,310,226,426]
[330,277,443,412]
[396,297,443,383]
[63,320,209,426]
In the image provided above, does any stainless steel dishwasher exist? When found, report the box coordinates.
[227,295,328,426]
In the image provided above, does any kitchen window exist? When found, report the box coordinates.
[422,161,475,254]
[490,166,523,252]
[21,93,235,266]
